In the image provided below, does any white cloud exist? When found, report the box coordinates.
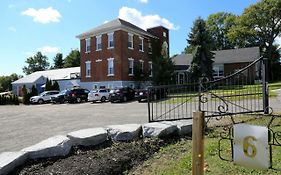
[8,26,17,32]
[21,7,62,24]
[38,46,59,54]
[118,7,179,30]
[139,0,148,4]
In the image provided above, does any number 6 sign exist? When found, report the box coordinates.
[233,124,270,170]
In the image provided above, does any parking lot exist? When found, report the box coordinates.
[0,101,148,152]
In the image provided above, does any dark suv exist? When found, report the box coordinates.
[109,87,135,102]
[64,88,90,103]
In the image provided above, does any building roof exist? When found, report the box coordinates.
[173,47,260,66]
[12,67,80,84]
[76,18,157,39]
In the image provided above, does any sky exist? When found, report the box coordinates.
[0,0,279,76]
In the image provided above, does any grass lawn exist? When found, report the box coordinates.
[129,116,281,175]
[161,82,281,104]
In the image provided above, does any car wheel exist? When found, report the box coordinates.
[60,99,65,104]
[101,96,106,103]
[123,96,127,102]
[76,97,82,103]
[38,99,44,104]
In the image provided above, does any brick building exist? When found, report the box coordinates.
[76,18,169,89]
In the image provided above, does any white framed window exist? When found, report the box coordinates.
[163,32,167,37]
[139,60,144,74]
[107,58,114,76]
[128,58,134,76]
[213,64,224,77]
[148,61,152,77]
[85,61,91,78]
[148,41,152,54]
[85,38,91,53]
[108,32,114,49]
[139,37,144,52]
[128,33,133,49]
[96,35,102,51]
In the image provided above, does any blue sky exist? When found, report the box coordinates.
[0,0,272,76]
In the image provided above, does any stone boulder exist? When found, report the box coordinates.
[22,135,72,160]
[142,122,179,138]
[162,119,193,136]
[67,127,108,146]
[0,152,28,175]
[107,124,142,141]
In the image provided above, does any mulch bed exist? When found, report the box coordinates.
[11,138,174,175]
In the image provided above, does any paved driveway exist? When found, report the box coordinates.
[0,102,148,152]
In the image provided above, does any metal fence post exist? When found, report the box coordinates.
[262,58,269,114]
[192,111,205,175]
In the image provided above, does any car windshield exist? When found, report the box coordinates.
[91,90,98,93]
[39,92,47,96]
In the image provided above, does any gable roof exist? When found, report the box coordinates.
[12,67,80,84]
[76,18,156,39]
[173,47,260,66]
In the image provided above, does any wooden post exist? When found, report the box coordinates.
[192,111,204,175]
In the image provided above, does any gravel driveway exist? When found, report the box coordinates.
[0,101,148,152]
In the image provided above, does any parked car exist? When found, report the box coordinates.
[30,91,60,104]
[64,88,90,103]
[88,89,110,103]
[51,90,67,104]
[109,87,135,102]
[136,87,168,102]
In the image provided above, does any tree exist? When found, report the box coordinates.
[52,53,64,69]
[133,64,148,89]
[206,12,237,50]
[150,39,175,85]
[0,73,21,92]
[31,85,38,96]
[45,78,52,91]
[268,44,281,81]
[228,0,281,58]
[52,81,60,91]
[23,52,50,75]
[64,49,80,68]
[187,17,214,81]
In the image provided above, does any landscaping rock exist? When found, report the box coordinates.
[21,135,72,160]
[142,122,179,138]
[67,127,108,146]
[162,119,193,136]
[107,124,142,141]
[0,152,28,175]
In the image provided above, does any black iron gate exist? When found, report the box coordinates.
[148,56,268,122]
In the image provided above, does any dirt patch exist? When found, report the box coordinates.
[11,138,174,175]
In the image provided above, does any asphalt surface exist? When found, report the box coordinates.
[0,101,148,152]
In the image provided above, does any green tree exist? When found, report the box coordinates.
[52,53,64,69]
[64,49,80,68]
[31,85,38,96]
[23,52,50,75]
[228,0,281,59]
[268,44,281,81]
[22,85,30,104]
[187,17,214,81]
[206,12,237,50]
[0,73,21,92]
[45,78,52,91]
[52,81,60,91]
[150,39,175,85]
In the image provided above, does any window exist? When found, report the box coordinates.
[139,60,144,74]
[86,38,91,53]
[128,33,133,49]
[213,64,224,77]
[163,32,167,37]
[139,37,144,51]
[148,61,152,77]
[108,33,114,48]
[107,58,114,76]
[96,35,102,51]
[128,58,134,76]
[85,61,91,77]
[148,41,152,54]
